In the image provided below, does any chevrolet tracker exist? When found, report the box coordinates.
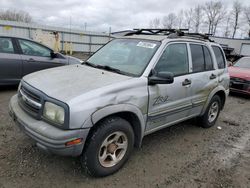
[9,29,230,177]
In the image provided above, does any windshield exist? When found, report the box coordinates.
[234,58,250,69]
[87,39,160,76]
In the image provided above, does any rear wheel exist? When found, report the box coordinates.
[81,117,134,177]
[198,95,221,128]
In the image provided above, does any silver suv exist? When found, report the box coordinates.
[9,29,230,177]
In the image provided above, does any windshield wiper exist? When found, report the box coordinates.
[81,61,97,68]
[82,61,132,76]
[96,65,131,76]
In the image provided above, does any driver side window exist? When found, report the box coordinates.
[18,39,51,57]
[154,43,189,76]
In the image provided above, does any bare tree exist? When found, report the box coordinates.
[193,5,203,33]
[177,10,184,29]
[203,1,224,35]
[0,9,32,23]
[184,8,193,32]
[232,0,242,38]
[213,7,227,35]
[162,13,177,29]
[224,16,231,37]
[149,18,161,29]
[244,6,250,37]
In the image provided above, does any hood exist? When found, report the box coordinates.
[23,65,131,102]
[228,66,250,81]
[66,55,83,64]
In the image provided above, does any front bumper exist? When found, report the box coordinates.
[9,95,90,156]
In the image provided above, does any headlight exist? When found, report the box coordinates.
[43,102,65,125]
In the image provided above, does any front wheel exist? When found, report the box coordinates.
[198,95,221,128]
[81,117,134,177]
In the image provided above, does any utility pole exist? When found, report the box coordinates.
[84,22,87,31]
[109,27,111,36]
[69,15,72,42]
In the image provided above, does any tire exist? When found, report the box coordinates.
[81,116,134,177]
[198,95,222,128]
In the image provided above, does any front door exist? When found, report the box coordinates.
[17,39,64,76]
[146,43,192,133]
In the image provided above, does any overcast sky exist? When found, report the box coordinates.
[1,0,250,33]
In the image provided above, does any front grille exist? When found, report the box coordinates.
[21,86,40,102]
[230,77,250,84]
[18,85,42,118]
[231,83,244,90]
[230,77,250,91]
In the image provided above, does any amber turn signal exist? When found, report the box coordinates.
[65,138,83,146]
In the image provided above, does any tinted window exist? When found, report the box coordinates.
[212,46,225,69]
[190,44,205,72]
[203,46,213,70]
[0,38,14,54]
[19,39,51,57]
[154,43,189,76]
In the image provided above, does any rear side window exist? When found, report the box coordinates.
[203,46,213,70]
[212,46,225,69]
[190,44,205,72]
[190,44,214,72]
[0,37,14,54]
[154,43,189,76]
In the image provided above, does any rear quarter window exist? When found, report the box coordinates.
[0,37,14,54]
[212,46,226,69]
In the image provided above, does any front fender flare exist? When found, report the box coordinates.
[91,104,146,146]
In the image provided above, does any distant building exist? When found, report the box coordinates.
[211,36,250,56]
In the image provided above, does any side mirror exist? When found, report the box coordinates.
[50,51,57,58]
[228,62,233,67]
[148,70,174,85]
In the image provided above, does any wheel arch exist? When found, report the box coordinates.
[215,90,226,110]
[201,87,227,115]
[90,104,146,148]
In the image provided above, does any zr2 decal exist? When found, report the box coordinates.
[153,96,169,106]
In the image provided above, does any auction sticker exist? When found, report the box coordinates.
[137,41,156,49]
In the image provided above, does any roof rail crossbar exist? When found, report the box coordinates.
[124,28,189,36]
[124,28,214,42]
[180,33,213,42]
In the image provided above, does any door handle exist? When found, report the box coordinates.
[182,79,192,86]
[27,58,35,62]
[210,74,217,80]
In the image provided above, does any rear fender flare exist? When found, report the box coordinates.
[201,86,227,115]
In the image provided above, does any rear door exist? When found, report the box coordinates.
[211,46,229,90]
[188,43,218,116]
[17,39,66,76]
[146,43,193,133]
[0,37,22,85]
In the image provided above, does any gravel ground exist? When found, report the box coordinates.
[0,86,249,188]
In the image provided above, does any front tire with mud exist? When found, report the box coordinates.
[81,117,134,177]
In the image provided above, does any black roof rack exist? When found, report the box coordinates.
[174,33,214,42]
[124,28,214,42]
[125,28,188,36]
